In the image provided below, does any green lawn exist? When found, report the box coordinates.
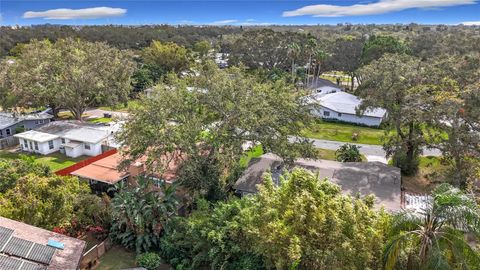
[96,246,136,270]
[87,117,113,124]
[0,151,86,171]
[238,145,357,168]
[99,100,141,112]
[302,121,384,145]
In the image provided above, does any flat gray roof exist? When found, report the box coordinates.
[36,121,110,144]
[234,153,401,211]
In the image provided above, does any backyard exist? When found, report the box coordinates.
[0,150,86,171]
[401,156,451,194]
[301,120,384,145]
[95,246,136,270]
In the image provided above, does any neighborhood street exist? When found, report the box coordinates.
[290,136,442,163]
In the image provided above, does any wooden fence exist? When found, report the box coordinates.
[80,238,113,270]
[55,148,118,176]
[0,136,19,150]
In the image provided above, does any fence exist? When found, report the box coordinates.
[55,148,118,176]
[80,238,113,270]
[0,136,19,150]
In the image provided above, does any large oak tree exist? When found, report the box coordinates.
[0,38,135,119]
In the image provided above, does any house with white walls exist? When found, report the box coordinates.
[306,91,386,127]
[14,121,112,158]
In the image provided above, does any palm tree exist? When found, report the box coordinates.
[335,143,362,162]
[313,48,328,86]
[384,184,480,270]
[305,37,317,87]
[287,42,300,83]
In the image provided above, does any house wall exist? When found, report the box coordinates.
[312,106,383,127]
[19,138,61,155]
[65,142,103,158]
[0,119,51,139]
[65,145,83,158]
[0,125,16,139]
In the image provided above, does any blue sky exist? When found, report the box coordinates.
[1,0,480,26]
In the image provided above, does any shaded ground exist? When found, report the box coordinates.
[401,156,451,194]
[0,150,87,171]
[95,246,136,270]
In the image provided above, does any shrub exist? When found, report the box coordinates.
[335,143,362,162]
[136,252,162,270]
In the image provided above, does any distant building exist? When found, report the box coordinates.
[14,121,112,158]
[0,216,86,270]
[0,111,53,139]
[306,91,387,127]
[233,153,401,211]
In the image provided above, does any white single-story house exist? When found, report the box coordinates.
[14,122,111,158]
[307,91,386,127]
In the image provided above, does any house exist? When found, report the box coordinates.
[0,111,53,139]
[14,121,112,158]
[0,216,86,270]
[233,153,401,211]
[307,91,386,127]
[67,150,183,194]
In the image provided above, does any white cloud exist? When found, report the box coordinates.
[209,19,239,25]
[462,21,480,25]
[23,7,126,20]
[283,0,477,17]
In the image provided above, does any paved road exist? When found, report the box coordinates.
[290,136,442,164]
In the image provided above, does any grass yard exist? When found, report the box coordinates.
[96,246,136,270]
[57,111,89,120]
[238,145,360,168]
[302,121,384,145]
[0,151,86,171]
[87,117,113,124]
[401,156,451,194]
[99,100,141,112]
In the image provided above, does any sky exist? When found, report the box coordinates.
[1,0,480,26]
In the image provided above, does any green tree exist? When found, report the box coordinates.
[335,143,362,162]
[160,199,264,270]
[0,38,135,119]
[361,35,410,66]
[357,54,427,175]
[0,173,90,230]
[0,157,50,193]
[117,62,317,200]
[327,36,364,91]
[142,40,191,73]
[248,169,390,269]
[383,184,480,269]
[110,177,179,253]
[193,40,212,59]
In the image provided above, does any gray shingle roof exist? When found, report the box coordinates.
[234,154,401,211]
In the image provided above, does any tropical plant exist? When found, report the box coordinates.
[109,177,179,253]
[136,252,163,270]
[335,143,362,162]
[383,184,480,270]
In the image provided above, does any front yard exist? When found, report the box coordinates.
[0,150,86,171]
[301,121,384,145]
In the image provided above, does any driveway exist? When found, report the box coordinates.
[290,136,442,164]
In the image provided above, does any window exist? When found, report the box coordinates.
[34,142,39,151]
[0,130,2,137]
[39,120,44,124]
[61,138,65,144]
[48,140,54,150]
[338,113,342,117]
[23,140,28,149]
[35,120,39,125]
[84,144,91,150]
[323,111,330,117]
[29,142,33,149]
[5,129,11,136]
